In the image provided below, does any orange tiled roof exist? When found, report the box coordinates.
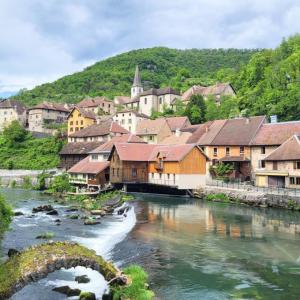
[68,157,109,174]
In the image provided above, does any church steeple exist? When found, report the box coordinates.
[131,65,143,98]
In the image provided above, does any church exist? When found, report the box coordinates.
[114,66,181,117]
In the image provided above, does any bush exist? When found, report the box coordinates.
[36,172,50,191]
[48,173,71,193]
[112,265,154,300]
[0,194,13,235]
[22,176,32,189]
[205,193,231,203]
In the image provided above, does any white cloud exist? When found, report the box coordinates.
[0,0,299,96]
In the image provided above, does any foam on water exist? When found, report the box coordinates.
[71,203,136,259]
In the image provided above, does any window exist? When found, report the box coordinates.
[121,120,125,125]
[103,154,109,160]
[273,161,278,170]
[152,173,154,178]
[159,97,162,104]
[296,177,300,185]
[261,146,266,154]
[159,173,162,179]
[261,160,265,168]
[81,120,83,125]
[149,136,153,141]
[167,173,170,180]
[91,155,98,161]
[213,147,218,157]
[290,177,295,185]
[129,126,131,131]
[294,161,300,169]
[70,127,73,132]
[144,98,147,104]
[70,121,73,125]
[226,147,230,156]
[128,119,132,124]
[80,127,83,130]
[240,146,245,155]
[132,168,137,177]
[75,127,79,131]
[76,121,78,125]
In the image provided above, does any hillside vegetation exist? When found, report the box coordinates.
[14,47,258,106]
[0,121,64,170]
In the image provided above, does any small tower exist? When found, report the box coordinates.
[131,65,143,99]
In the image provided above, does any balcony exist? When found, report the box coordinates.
[69,178,87,184]
[88,179,100,186]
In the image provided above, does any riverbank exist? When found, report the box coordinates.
[195,186,300,211]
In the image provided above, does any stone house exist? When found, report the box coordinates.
[28,102,70,133]
[182,83,236,105]
[250,121,300,187]
[77,96,115,115]
[186,116,266,181]
[256,135,300,188]
[112,109,148,133]
[0,99,27,131]
[68,119,129,143]
[136,118,172,144]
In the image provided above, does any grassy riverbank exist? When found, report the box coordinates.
[0,194,13,237]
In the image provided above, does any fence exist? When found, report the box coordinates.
[206,179,300,197]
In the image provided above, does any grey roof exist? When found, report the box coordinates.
[140,87,180,97]
[132,65,142,87]
[0,99,27,114]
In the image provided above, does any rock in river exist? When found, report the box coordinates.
[79,291,96,300]
[46,209,58,215]
[90,209,106,216]
[14,211,24,216]
[84,219,101,225]
[8,248,20,257]
[32,205,54,213]
[75,274,90,283]
[53,286,81,297]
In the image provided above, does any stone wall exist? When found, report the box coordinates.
[195,186,300,209]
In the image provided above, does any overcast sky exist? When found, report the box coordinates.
[0,0,299,97]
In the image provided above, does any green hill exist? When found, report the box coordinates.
[14,47,258,106]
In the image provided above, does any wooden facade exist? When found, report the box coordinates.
[60,154,88,170]
[109,149,148,183]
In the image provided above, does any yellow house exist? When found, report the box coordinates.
[67,107,96,136]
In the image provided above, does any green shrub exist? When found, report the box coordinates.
[10,180,17,188]
[112,265,154,300]
[36,232,55,239]
[0,194,13,235]
[36,172,50,191]
[205,193,231,203]
[22,176,32,189]
[47,173,70,193]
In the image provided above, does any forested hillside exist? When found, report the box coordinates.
[218,34,300,121]
[13,47,257,106]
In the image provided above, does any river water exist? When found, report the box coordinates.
[1,189,300,299]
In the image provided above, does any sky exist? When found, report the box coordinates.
[0,0,299,97]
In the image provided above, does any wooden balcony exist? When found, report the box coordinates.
[88,179,100,186]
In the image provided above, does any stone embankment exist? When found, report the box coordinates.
[194,186,300,210]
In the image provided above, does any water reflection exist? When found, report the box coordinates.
[114,194,300,300]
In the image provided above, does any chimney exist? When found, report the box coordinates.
[270,115,278,123]
[175,129,181,137]
[205,126,209,133]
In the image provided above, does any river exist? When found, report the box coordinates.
[1,189,300,299]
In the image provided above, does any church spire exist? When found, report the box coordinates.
[131,65,143,98]
[132,65,142,87]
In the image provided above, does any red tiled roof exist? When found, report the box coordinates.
[165,116,191,132]
[264,135,300,161]
[89,134,145,154]
[30,101,70,112]
[77,96,111,108]
[251,121,300,146]
[68,157,109,174]
[69,120,128,138]
[208,116,265,146]
[160,132,192,145]
[148,144,196,161]
[136,118,170,135]
[112,143,205,162]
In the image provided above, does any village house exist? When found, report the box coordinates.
[78,96,115,115]
[114,96,139,111]
[59,141,103,170]
[28,102,70,133]
[186,116,266,181]
[256,135,300,188]
[113,109,148,133]
[109,143,208,189]
[136,118,172,144]
[250,121,300,187]
[0,99,27,131]
[29,102,70,131]
[165,116,191,133]
[67,106,96,136]
[182,83,236,104]
[68,119,129,142]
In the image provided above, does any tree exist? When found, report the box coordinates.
[184,94,206,124]
[3,121,27,147]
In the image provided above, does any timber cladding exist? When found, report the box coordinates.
[148,147,206,174]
